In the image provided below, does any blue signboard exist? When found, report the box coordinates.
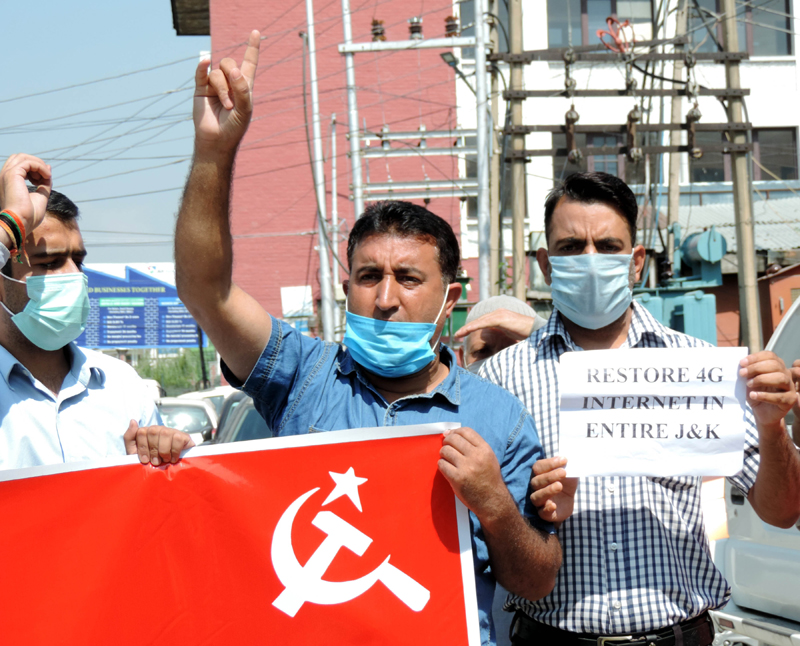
[77,264,207,349]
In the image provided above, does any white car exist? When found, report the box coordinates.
[157,397,219,446]
[178,386,237,417]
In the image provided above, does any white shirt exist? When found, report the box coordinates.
[0,343,160,469]
[482,302,760,634]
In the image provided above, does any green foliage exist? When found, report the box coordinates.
[135,347,219,397]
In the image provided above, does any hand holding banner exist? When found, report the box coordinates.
[0,424,479,646]
[559,347,749,477]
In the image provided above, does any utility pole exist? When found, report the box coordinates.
[331,114,342,340]
[475,0,492,302]
[305,0,336,342]
[509,0,526,300]
[667,0,687,267]
[341,0,364,220]
[489,0,501,296]
[721,0,762,351]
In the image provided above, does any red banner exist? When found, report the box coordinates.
[0,424,478,645]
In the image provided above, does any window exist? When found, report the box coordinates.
[688,0,792,56]
[689,127,798,182]
[690,132,726,182]
[753,128,798,180]
[547,0,653,48]
[460,0,509,59]
[552,131,657,184]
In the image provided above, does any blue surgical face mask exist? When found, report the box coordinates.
[548,253,634,330]
[343,292,448,378]
[1,272,89,351]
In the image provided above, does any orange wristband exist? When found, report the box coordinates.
[1,209,26,242]
[0,220,18,255]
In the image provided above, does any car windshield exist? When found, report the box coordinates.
[158,405,211,433]
[206,395,225,416]
[235,408,270,442]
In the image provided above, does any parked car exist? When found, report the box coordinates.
[214,396,271,444]
[178,385,237,417]
[141,379,166,401]
[157,397,218,445]
[710,296,800,645]
[212,390,249,442]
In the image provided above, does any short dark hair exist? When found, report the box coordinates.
[543,172,638,246]
[2,188,80,276]
[347,201,460,284]
[26,186,80,224]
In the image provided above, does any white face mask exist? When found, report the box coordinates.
[548,253,634,330]
[1,272,89,350]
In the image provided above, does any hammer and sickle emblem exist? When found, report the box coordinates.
[271,487,431,617]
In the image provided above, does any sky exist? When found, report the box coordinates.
[1,0,210,263]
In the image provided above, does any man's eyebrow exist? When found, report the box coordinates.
[595,237,625,246]
[554,236,585,245]
[28,249,88,259]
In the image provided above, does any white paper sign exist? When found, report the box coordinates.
[559,346,749,477]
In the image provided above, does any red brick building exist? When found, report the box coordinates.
[172,0,470,333]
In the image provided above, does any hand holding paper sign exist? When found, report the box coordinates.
[740,351,800,528]
[740,351,797,430]
[558,346,750,477]
[530,457,578,525]
[791,359,800,446]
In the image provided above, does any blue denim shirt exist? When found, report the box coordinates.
[223,316,551,646]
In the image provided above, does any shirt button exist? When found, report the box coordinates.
[613,601,622,610]
[610,542,618,552]
[607,483,615,492]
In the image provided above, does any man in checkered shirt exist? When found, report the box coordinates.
[480,172,800,646]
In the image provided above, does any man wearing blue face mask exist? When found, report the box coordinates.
[0,153,194,469]
[173,32,561,646]
[481,171,800,646]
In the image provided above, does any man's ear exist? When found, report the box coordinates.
[342,279,349,297]
[633,244,647,283]
[536,248,552,286]
[445,282,462,318]
[456,344,465,367]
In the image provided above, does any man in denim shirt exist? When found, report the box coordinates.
[173,32,561,645]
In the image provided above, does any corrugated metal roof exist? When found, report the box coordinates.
[668,196,800,252]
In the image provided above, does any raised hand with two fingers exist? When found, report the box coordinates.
[193,30,261,154]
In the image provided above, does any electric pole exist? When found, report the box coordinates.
[305,0,336,342]
[509,0,526,300]
[475,0,492,302]
[721,0,762,351]
[667,0,687,267]
[489,0,501,296]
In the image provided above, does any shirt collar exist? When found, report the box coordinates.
[534,300,669,354]
[66,344,107,387]
[0,342,106,391]
[336,343,461,406]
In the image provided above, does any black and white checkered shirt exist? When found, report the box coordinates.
[481,301,759,634]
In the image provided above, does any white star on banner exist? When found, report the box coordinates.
[322,467,368,512]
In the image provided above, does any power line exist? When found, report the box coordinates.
[0,88,193,134]
[74,186,183,203]
[0,0,311,107]
[59,158,190,188]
